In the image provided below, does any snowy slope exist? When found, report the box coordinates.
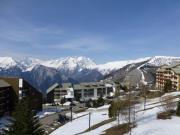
[80,93,180,135]
[50,105,110,135]
[41,56,96,71]
[0,57,19,69]
[96,57,151,74]
[147,56,180,66]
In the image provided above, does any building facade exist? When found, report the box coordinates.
[46,83,74,104]
[0,77,43,113]
[0,80,13,117]
[156,64,180,91]
[74,82,115,101]
[46,82,116,104]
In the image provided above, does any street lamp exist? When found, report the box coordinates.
[89,112,91,131]
[88,108,94,131]
[70,101,73,122]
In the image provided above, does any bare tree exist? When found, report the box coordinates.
[139,81,148,110]
[161,95,176,112]
[121,82,136,135]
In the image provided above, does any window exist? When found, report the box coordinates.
[84,89,94,97]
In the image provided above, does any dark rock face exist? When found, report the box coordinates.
[0,65,103,95]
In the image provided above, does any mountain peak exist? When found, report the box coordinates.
[41,56,96,71]
[148,56,180,66]
[0,57,18,69]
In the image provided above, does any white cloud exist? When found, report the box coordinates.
[50,37,110,52]
[0,15,111,58]
[0,17,64,46]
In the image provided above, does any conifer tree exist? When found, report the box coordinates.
[163,79,172,93]
[4,97,44,135]
[176,101,180,116]
[108,101,117,118]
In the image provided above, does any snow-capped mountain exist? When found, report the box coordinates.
[0,57,20,69]
[147,56,180,66]
[95,57,151,74]
[0,56,96,72]
[1,55,180,94]
[41,56,96,71]
[1,56,180,74]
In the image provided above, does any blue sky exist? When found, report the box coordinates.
[0,0,180,63]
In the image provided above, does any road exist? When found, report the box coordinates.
[39,106,87,134]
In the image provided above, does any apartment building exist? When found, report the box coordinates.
[46,82,116,104]
[74,82,115,101]
[156,64,180,91]
[0,77,43,112]
[46,83,74,104]
[0,80,13,117]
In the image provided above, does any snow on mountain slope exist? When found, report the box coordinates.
[0,56,95,72]
[1,56,180,74]
[96,57,151,75]
[98,56,180,75]
[41,56,96,71]
[147,56,180,66]
[0,57,19,69]
[16,57,44,71]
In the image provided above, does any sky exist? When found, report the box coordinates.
[0,0,180,63]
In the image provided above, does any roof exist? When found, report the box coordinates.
[166,63,180,68]
[157,63,180,75]
[0,79,11,88]
[46,83,60,93]
[73,82,106,90]
[157,68,166,72]
[62,83,72,88]
[73,84,87,90]
[171,67,180,74]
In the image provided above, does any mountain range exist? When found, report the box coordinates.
[0,56,180,94]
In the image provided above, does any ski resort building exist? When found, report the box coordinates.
[0,77,43,115]
[46,83,74,103]
[156,64,180,91]
[73,82,115,101]
[46,82,116,104]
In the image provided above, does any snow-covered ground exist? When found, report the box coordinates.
[37,108,62,118]
[2,93,180,135]
[0,116,11,133]
[131,114,180,135]
[50,105,110,135]
[128,92,180,135]
[65,111,89,119]
[50,93,180,135]
[82,94,180,135]
[162,91,180,97]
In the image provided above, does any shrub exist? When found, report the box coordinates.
[108,101,117,118]
[163,80,172,93]
[157,111,175,120]
[161,95,176,112]
[85,99,93,108]
[97,96,105,107]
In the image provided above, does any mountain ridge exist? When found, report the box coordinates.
[1,55,180,94]
[1,55,180,74]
